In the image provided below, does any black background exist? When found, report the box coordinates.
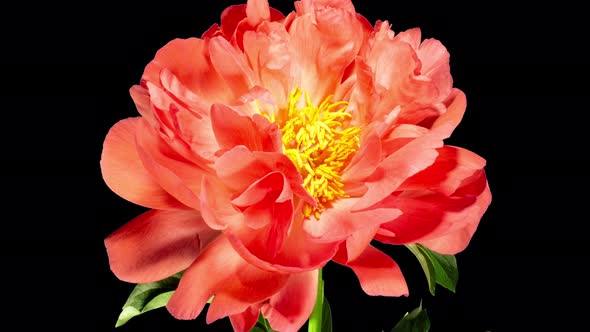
[3,0,587,331]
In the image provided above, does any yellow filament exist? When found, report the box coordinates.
[269,88,360,218]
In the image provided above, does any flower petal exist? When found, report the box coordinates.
[353,124,451,211]
[262,270,318,332]
[229,305,262,332]
[304,197,401,242]
[225,216,340,273]
[211,103,281,152]
[167,236,288,320]
[100,117,186,210]
[104,209,217,283]
[215,146,313,203]
[334,244,408,296]
[416,170,492,254]
[142,38,237,104]
[376,169,490,248]
[209,36,255,97]
[431,88,467,136]
[399,146,487,196]
[289,0,364,103]
[135,118,204,210]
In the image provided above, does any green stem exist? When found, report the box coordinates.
[308,268,324,332]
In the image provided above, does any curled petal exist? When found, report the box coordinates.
[289,0,364,103]
[105,209,217,283]
[262,270,318,332]
[304,197,401,242]
[334,244,408,296]
[353,124,451,211]
[416,170,492,254]
[400,146,487,196]
[229,305,262,332]
[100,118,186,210]
[167,236,289,320]
[211,104,282,153]
[135,119,203,210]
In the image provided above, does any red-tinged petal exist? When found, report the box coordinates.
[341,132,381,184]
[399,146,487,196]
[211,104,281,152]
[167,236,288,320]
[242,22,293,107]
[145,81,219,164]
[417,38,452,100]
[225,216,340,273]
[375,192,475,245]
[289,0,364,103]
[105,209,217,283]
[135,118,203,210]
[354,124,451,211]
[344,226,379,263]
[415,170,492,254]
[199,176,242,230]
[262,271,318,332]
[334,244,408,296]
[129,85,156,125]
[230,305,262,332]
[431,88,466,135]
[209,37,255,98]
[303,197,402,242]
[246,0,271,25]
[143,38,235,104]
[215,146,313,204]
[100,118,186,210]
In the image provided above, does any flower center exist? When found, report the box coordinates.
[274,88,360,218]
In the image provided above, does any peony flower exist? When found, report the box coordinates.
[101,0,491,331]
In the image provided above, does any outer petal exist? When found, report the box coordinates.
[399,146,487,196]
[353,124,451,210]
[167,236,289,320]
[334,244,408,296]
[104,209,217,283]
[100,118,186,210]
[143,38,232,102]
[416,170,492,254]
[135,118,204,210]
[376,169,490,248]
[262,270,318,332]
[229,304,262,332]
[431,88,467,136]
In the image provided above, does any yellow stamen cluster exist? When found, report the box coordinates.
[275,88,360,218]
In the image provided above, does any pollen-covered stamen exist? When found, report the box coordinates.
[276,88,360,218]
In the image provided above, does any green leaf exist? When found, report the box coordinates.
[250,313,277,332]
[391,303,430,332]
[321,297,333,332]
[406,244,458,295]
[115,272,183,327]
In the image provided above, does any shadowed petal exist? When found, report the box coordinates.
[105,209,217,283]
[100,118,186,210]
[167,236,288,320]
[334,244,408,296]
[262,270,318,332]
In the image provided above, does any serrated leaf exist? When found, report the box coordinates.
[391,303,430,332]
[115,272,183,327]
[406,244,458,295]
[321,297,333,332]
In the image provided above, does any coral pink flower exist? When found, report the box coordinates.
[101,0,491,331]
